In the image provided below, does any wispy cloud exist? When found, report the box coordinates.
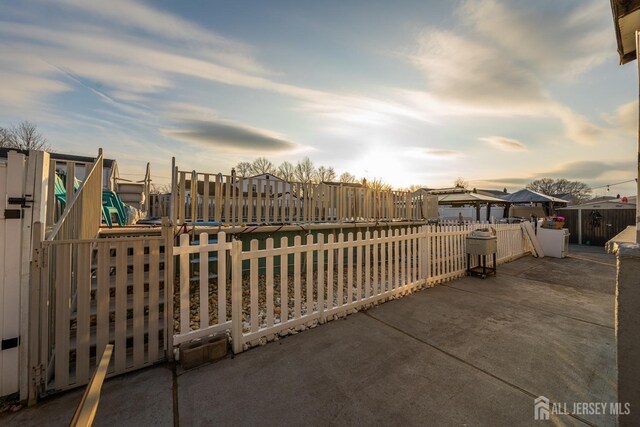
[161,118,298,153]
[475,160,635,190]
[479,136,526,152]
[541,160,634,180]
[605,100,638,136]
[423,148,463,158]
[408,0,612,144]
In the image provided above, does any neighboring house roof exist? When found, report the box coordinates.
[501,189,568,204]
[322,181,365,188]
[475,188,510,198]
[587,196,617,203]
[417,186,467,195]
[246,173,285,181]
[551,193,577,205]
[558,200,636,210]
[609,0,640,64]
[0,147,115,168]
[551,193,573,201]
[438,192,507,205]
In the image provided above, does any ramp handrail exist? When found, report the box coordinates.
[47,149,103,241]
[69,344,113,427]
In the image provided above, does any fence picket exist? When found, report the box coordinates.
[218,232,227,323]
[394,229,400,294]
[114,242,127,372]
[266,238,274,328]
[317,234,325,320]
[306,234,314,316]
[294,235,302,318]
[226,175,233,224]
[327,234,334,311]
[372,230,378,296]
[148,239,160,363]
[247,178,253,223]
[96,242,110,370]
[75,243,91,384]
[280,236,289,323]
[199,233,209,329]
[179,234,190,335]
[338,233,344,307]
[250,239,259,332]
[380,229,386,296]
[203,174,210,222]
[133,240,145,367]
[54,243,71,388]
[356,231,362,301]
[347,233,354,304]
[364,231,371,300]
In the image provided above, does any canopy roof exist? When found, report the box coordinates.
[501,189,568,204]
[438,192,506,204]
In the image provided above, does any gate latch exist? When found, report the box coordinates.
[8,195,34,208]
[1,336,20,351]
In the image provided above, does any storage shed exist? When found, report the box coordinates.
[557,199,636,246]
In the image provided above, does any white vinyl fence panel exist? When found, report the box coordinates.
[172,223,530,355]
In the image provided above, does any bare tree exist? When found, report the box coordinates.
[361,177,392,192]
[235,161,252,177]
[316,166,336,183]
[339,172,357,183]
[294,156,317,184]
[251,157,275,175]
[12,121,50,151]
[0,127,15,147]
[150,183,171,194]
[0,121,51,151]
[277,161,295,181]
[453,177,469,189]
[397,184,427,192]
[527,178,591,204]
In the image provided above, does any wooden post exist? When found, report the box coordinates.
[161,219,175,361]
[231,240,243,354]
[190,170,197,224]
[637,31,640,244]
[25,150,49,404]
[27,222,43,405]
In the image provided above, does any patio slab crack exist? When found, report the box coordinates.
[441,282,614,330]
[363,311,597,427]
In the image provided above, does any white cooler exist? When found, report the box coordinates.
[536,226,570,258]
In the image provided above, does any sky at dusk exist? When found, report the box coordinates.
[0,0,637,196]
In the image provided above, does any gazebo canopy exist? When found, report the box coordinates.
[501,189,568,204]
[438,192,506,205]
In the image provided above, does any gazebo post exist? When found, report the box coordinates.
[475,201,481,222]
[486,202,492,222]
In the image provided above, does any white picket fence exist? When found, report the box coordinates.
[173,223,531,353]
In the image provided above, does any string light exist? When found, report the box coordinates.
[589,178,637,191]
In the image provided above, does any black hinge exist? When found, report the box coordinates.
[1,336,20,350]
[3,209,22,219]
[8,195,33,207]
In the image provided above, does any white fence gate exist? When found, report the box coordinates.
[1,150,48,400]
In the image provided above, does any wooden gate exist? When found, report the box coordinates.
[1,150,48,401]
[34,232,171,396]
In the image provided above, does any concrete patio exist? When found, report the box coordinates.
[1,245,617,426]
